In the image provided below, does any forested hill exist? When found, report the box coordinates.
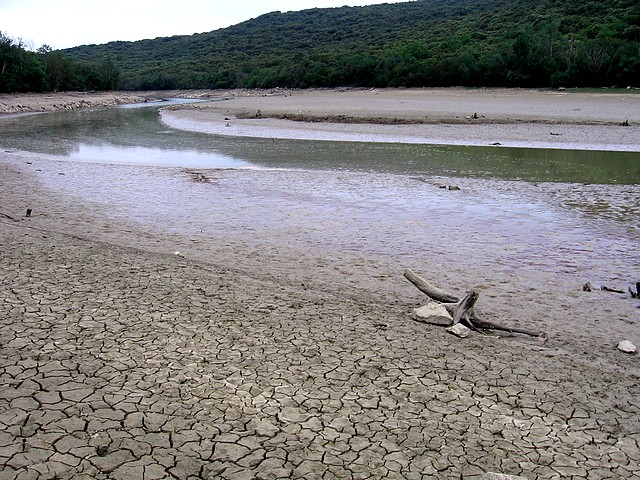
[64,0,639,90]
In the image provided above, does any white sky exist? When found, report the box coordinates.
[1,0,406,50]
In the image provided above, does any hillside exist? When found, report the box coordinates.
[63,0,640,90]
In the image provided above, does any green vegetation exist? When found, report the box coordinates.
[3,0,639,93]
[0,33,119,93]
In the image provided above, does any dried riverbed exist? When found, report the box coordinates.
[1,89,639,479]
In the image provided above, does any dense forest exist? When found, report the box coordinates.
[3,0,639,93]
[0,33,119,93]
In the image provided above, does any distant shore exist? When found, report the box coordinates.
[0,91,151,114]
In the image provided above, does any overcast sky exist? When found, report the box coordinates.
[1,0,406,50]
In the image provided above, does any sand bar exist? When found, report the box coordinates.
[161,88,640,151]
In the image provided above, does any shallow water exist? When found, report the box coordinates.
[2,102,639,183]
[1,102,638,294]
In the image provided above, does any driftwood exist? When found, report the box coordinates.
[404,268,545,339]
[584,281,639,297]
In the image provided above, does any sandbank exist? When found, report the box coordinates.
[160,88,640,151]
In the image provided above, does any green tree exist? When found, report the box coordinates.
[0,32,47,92]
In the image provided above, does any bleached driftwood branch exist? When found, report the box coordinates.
[404,268,545,339]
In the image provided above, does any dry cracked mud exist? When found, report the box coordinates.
[1,213,639,479]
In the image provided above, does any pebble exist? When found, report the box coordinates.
[446,323,471,338]
[617,340,637,354]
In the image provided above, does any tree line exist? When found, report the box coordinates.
[0,32,119,93]
[66,0,640,91]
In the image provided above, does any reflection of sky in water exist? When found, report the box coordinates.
[68,143,252,168]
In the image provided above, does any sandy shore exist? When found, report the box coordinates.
[160,88,640,151]
[1,90,639,479]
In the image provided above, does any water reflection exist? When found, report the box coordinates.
[0,101,638,183]
[67,143,250,168]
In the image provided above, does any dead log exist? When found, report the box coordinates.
[403,269,459,303]
[404,268,545,339]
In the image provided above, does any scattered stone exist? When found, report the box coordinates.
[582,282,595,292]
[601,285,625,294]
[446,323,470,338]
[617,340,637,354]
[412,303,453,326]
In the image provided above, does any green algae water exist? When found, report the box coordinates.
[1,102,638,184]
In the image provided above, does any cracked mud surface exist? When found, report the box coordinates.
[1,153,639,479]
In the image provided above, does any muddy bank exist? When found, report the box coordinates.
[0,88,284,114]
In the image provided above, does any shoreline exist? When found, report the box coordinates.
[0,91,151,114]
[161,109,640,151]
[1,149,639,478]
[2,88,640,151]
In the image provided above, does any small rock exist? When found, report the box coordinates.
[617,340,636,354]
[412,303,452,326]
[446,323,470,338]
